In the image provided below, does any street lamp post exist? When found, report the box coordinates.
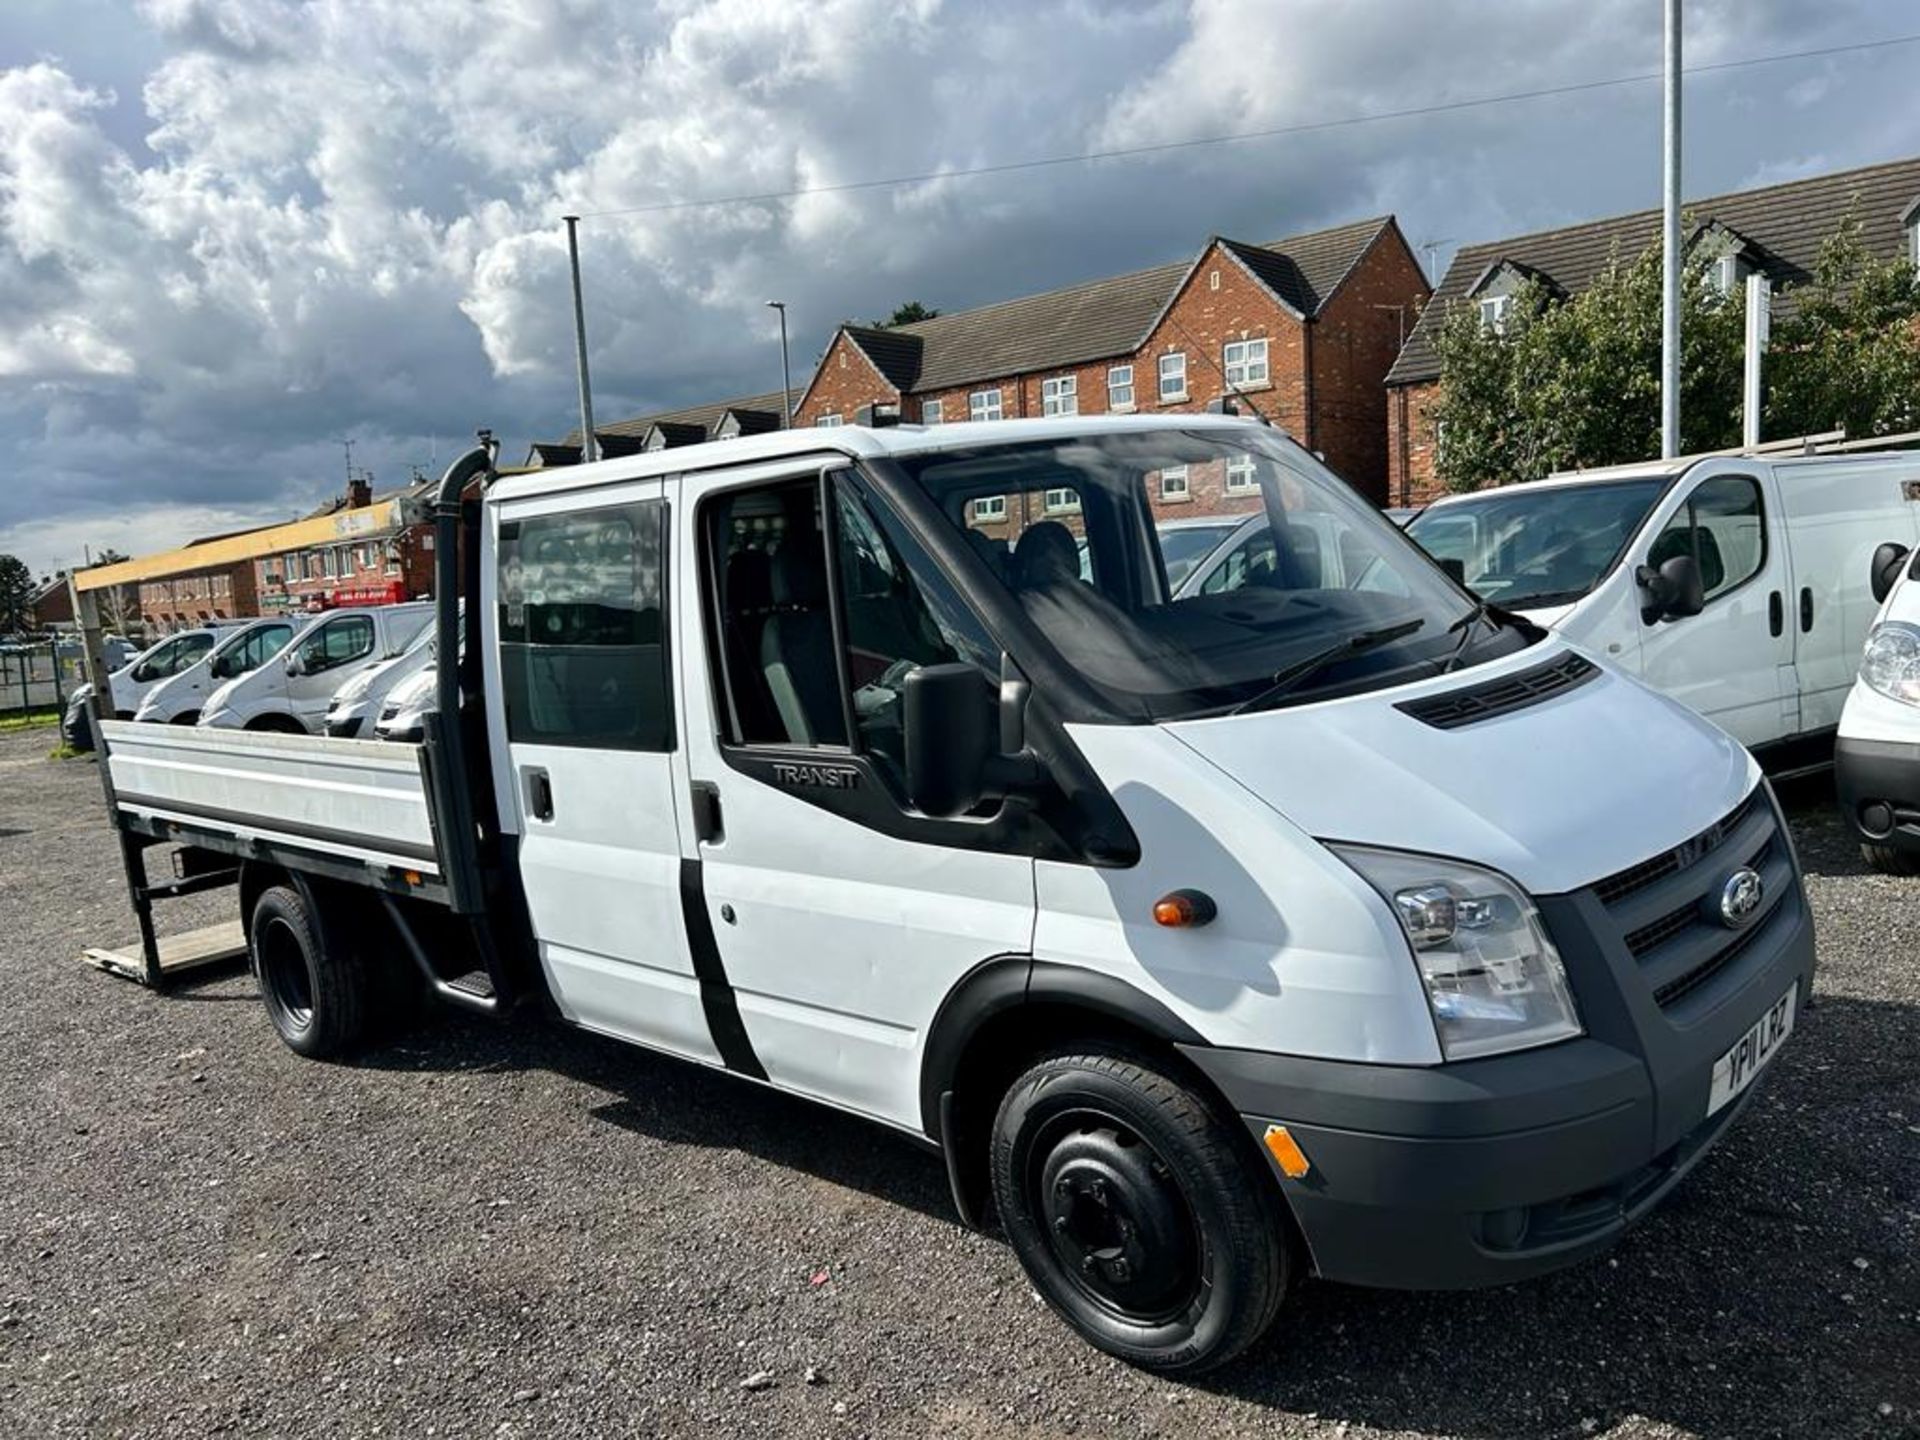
[766,300,793,428]
[563,215,597,464]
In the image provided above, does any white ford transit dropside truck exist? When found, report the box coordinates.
[1405,452,1920,768]
[85,417,1814,1374]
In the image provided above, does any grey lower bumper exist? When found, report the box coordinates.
[1834,735,1920,855]
[1179,895,1816,1290]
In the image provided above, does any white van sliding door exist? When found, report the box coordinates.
[494,481,721,1064]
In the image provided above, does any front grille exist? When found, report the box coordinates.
[1586,788,1786,1013]
[1396,650,1598,730]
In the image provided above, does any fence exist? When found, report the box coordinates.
[0,641,75,717]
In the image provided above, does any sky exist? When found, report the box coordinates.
[0,0,1917,581]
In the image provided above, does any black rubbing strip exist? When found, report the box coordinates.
[678,858,767,1080]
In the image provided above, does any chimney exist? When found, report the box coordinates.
[348,476,373,509]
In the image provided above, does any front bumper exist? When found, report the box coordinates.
[324,713,365,739]
[1182,791,1817,1290]
[1834,735,1920,856]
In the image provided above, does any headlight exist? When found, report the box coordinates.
[1332,845,1582,1061]
[1860,621,1920,706]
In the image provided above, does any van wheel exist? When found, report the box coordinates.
[989,1047,1292,1374]
[1860,842,1920,876]
[245,714,305,734]
[249,884,370,1058]
[169,711,199,726]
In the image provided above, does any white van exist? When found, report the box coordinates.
[198,603,432,733]
[323,619,437,738]
[133,617,299,725]
[1835,542,1920,872]
[1406,453,1920,762]
[88,418,1813,1373]
[62,623,253,747]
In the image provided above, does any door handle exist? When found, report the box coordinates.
[525,767,554,822]
[1768,591,1783,638]
[1799,586,1814,634]
[690,781,724,844]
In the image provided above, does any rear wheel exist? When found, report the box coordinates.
[250,884,370,1058]
[990,1047,1293,1374]
[1860,842,1920,876]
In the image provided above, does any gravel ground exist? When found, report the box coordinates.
[0,725,1914,1439]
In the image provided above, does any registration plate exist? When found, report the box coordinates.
[1706,985,1796,1117]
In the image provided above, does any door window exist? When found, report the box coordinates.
[498,500,672,751]
[1647,475,1765,603]
[220,624,292,676]
[299,616,374,673]
[704,471,997,784]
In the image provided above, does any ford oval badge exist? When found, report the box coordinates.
[1718,867,1765,929]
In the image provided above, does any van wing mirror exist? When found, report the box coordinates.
[1636,555,1705,623]
[284,651,306,677]
[1870,541,1911,604]
[1438,556,1467,586]
[904,664,996,818]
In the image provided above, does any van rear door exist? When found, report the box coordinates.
[488,477,721,1064]
[1774,460,1920,734]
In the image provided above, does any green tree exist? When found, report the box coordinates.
[875,301,939,327]
[1427,240,1744,492]
[1765,217,1920,442]
[0,553,33,631]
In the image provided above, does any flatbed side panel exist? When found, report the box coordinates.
[98,721,441,875]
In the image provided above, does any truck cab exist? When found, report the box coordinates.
[1405,452,1920,760]
[88,417,1816,1374]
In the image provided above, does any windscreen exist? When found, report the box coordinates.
[890,428,1507,720]
[1406,477,1668,611]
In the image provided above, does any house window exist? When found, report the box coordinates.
[972,495,1007,522]
[1158,352,1187,402]
[969,388,1003,422]
[385,542,402,575]
[1478,294,1512,332]
[816,413,844,428]
[322,549,337,578]
[921,399,943,425]
[1226,455,1258,493]
[1041,374,1077,416]
[1107,365,1134,410]
[1223,338,1269,389]
[1208,269,1221,292]
[1159,466,1190,501]
[1043,486,1081,514]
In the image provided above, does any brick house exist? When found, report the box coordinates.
[252,476,437,616]
[1384,154,1920,506]
[790,216,1428,507]
[535,391,792,467]
[138,529,262,632]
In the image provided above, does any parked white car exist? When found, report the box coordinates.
[1406,451,1920,763]
[324,619,437,738]
[198,603,433,733]
[133,617,299,726]
[1835,542,1920,872]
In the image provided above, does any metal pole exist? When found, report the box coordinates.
[767,300,793,427]
[562,215,597,464]
[1742,272,1770,450]
[49,637,62,710]
[1660,0,1682,458]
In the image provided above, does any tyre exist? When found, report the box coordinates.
[990,1047,1293,1374]
[169,710,199,726]
[1860,842,1920,876]
[249,884,371,1058]
[245,713,306,734]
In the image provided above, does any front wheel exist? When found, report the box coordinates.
[990,1048,1294,1374]
[1860,841,1920,876]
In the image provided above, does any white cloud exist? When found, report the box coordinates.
[0,0,1917,580]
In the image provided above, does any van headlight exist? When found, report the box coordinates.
[1860,621,1920,706]
[1331,845,1582,1061]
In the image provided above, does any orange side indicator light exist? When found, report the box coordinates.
[1152,889,1217,928]
[1263,1125,1312,1180]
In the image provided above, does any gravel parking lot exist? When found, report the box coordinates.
[0,726,1914,1439]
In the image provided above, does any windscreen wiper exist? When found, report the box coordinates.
[1228,618,1426,716]
[1441,598,1492,673]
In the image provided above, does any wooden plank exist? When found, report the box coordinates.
[83,920,248,985]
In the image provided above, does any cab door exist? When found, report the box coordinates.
[1634,468,1798,747]
[488,478,720,1064]
[673,459,1036,1129]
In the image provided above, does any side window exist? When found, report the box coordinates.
[301,616,374,672]
[498,500,672,751]
[135,638,184,680]
[705,472,997,786]
[1648,475,1764,603]
[176,634,215,669]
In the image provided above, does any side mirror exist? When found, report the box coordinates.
[1438,556,1467,586]
[210,654,233,680]
[904,664,996,818]
[1870,541,1911,604]
[284,653,306,677]
[1637,554,1705,623]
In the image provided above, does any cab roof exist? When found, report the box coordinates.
[488,413,1278,503]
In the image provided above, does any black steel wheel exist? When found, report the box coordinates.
[990,1047,1293,1373]
[249,884,370,1059]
